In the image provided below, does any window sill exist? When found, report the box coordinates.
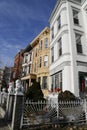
[74,24,82,28]
[77,53,86,56]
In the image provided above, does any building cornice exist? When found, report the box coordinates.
[50,61,71,75]
[49,0,82,23]
[49,0,66,23]
[77,61,87,67]
[22,27,50,54]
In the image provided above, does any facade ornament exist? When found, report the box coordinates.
[8,82,14,94]
[15,79,24,95]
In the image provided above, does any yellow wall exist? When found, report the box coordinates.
[31,28,50,97]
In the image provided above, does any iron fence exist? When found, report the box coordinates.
[21,99,87,128]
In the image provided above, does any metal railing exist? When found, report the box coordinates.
[21,98,87,128]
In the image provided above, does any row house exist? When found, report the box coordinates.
[21,27,50,98]
[49,0,87,97]
[13,50,23,80]
[0,66,13,91]
[0,68,4,91]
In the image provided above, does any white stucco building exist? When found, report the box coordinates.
[49,0,87,97]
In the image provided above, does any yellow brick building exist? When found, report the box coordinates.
[21,27,50,98]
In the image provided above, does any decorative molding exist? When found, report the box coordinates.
[50,53,70,65]
[50,29,69,47]
[74,29,84,35]
[77,61,87,67]
[49,0,66,23]
[50,61,71,76]
[50,7,67,27]
[68,0,81,5]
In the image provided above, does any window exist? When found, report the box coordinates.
[24,56,28,63]
[44,38,48,48]
[40,40,42,50]
[44,55,48,67]
[29,64,31,73]
[30,53,32,61]
[58,38,62,56]
[38,77,41,83]
[51,75,55,91]
[35,48,38,57]
[51,47,54,63]
[57,15,61,30]
[39,57,42,67]
[55,73,59,89]
[51,71,62,92]
[51,26,54,39]
[59,72,62,89]
[24,66,27,75]
[75,33,82,53]
[73,9,79,25]
[34,63,36,72]
[55,72,62,90]
[42,76,47,89]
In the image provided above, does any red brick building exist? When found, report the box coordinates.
[13,50,23,80]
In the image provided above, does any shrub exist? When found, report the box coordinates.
[58,90,76,101]
[25,81,44,101]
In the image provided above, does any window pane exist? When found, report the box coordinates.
[44,38,48,48]
[75,33,82,53]
[40,40,42,50]
[51,47,54,63]
[73,9,79,25]
[51,76,54,91]
[44,55,48,67]
[51,27,54,39]
[55,73,59,88]
[51,71,62,92]
[57,15,61,30]
[42,76,47,89]
[58,38,62,56]
[39,57,42,67]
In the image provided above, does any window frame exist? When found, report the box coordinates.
[44,38,48,48]
[73,9,79,25]
[75,33,83,54]
[51,71,62,92]
[42,76,47,89]
[57,15,61,30]
[39,57,42,68]
[51,47,54,63]
[40,40,43,50]
[51,26,54,40]
[44,55,48,67]
[58,38,62,56]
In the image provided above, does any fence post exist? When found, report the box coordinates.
[1,88,6,105]
[5,82,14,121]
[11,79,24,130]
[84,98,87,122]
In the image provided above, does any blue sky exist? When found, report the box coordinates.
[0,0,57,67]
